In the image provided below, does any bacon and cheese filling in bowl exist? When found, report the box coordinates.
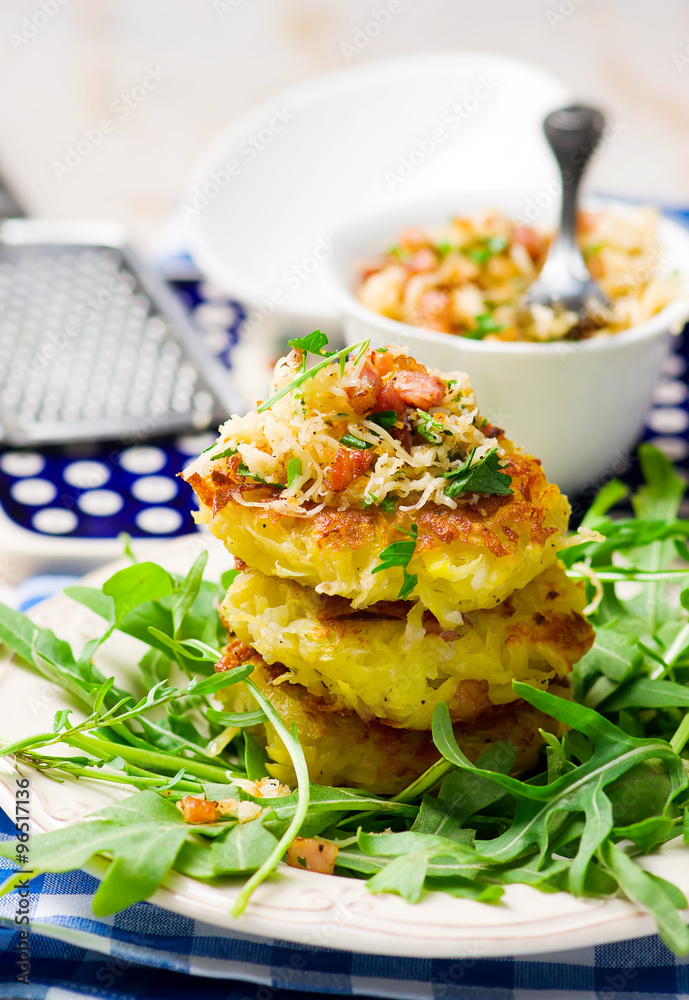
[220,561,592,731]
[184,342,569,626]
[357,205,677,343]
[216,650,575,795]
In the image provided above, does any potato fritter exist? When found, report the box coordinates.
[219,561,592,731]
[189,440,568,626]
[183,344,570,624]
[219,657,572,796]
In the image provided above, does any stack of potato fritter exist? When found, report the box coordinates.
[185,343,593,794]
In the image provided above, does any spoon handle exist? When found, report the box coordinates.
[544,104,606,249]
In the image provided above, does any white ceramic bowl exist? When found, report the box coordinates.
[323,194,689,497]
[183,52,569,336]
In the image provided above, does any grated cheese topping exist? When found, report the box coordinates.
[183,344,503,518]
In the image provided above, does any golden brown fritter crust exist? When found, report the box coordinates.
[218,654,572,795]
[189,437,570,626]
[219,561,593,730]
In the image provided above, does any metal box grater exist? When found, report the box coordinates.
[0,219,239,446]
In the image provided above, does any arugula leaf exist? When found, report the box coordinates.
[244,732,269,780]
[102,563,174,626]
[598,841,689,955]
[207,707,267,728]
[602,677,689,711]
[175,820,279,879]
[413,742,515,837]
[444,448,513,499]
[64,586,116,624]
[371,524,418,600]
[0,791,190,917]
[171,551,208,637]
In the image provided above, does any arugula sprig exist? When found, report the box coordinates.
[371,524,418,600]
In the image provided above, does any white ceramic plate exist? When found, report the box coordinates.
[1,537,688,960]
[184,52,570,332]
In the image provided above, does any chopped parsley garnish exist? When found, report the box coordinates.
[258,338,369,413]
[340,433,372,450]
[209,445,238,460]
[467,235,508,264]
[583,240,607,259]
[415,410,447,445]
[435,240,458,258]
[370,410,398,429]
[465,314,505,340]
[287,457,302,488]
[288,330,332,359]
[237,463,286,490]
[362,493,396,513]
[372,524,418,600]
[444,447,513,499]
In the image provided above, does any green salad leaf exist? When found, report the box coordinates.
[0,444,688,952]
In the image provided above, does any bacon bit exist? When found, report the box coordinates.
[178,796,221,824]
[211,455,242,483]
[251,777,291,799]
[286,837,339,875]
[345,363,383,414]
[391,370,445,410]
[373,381,405,419]
[577,210,599,234]
[419,289,451,324]
[480,422,504,439]
[512,225,547,262]
[399,226,432,252]
[325,447,373,491]
[360,261,384,282]
[215,639,255,673]
[406,247,438,273]
[370,350,396,377]
[233,557,248,572]
[177,795,265,825]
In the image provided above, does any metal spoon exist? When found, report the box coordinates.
[524,104,610,317]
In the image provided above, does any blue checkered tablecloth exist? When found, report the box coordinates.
[4,219,689,999]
